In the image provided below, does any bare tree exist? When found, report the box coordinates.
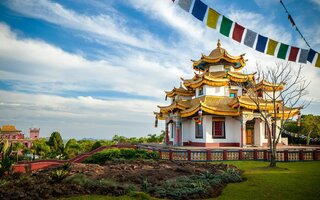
[243,63,310,167]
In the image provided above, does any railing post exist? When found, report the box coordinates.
[169,149,173,161]
[253,149,258,160]
[263,150,267,161]
[299,150,304,161]
[239,150,243,160]
[223,150,227,160]
[187,150,191,161]
[312,150,317,160]
[284,150,288,162]
[206,150,212,161]
[158,150,162,159]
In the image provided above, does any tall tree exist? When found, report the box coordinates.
[32,138,51,159]
[300,115,320,145]
[47,131,64,158]
[244,63,309,167]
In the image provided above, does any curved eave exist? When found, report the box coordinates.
[157,102,188,113]
[272,108,301,119]
[154,112,166,120]
[180,104,239,118]
[165,91,194,98]
[256,85,284,92]
[183,78,229,89]
[192,56,246,71]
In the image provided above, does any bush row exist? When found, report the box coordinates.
[83,148,159,164]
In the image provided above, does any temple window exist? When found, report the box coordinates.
[229,90,237,98]
[212,118,225,138]
[198,87,204,96]
[195,118,203,138]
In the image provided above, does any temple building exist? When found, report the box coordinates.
[154,40,299,147]
[0,125,40,148]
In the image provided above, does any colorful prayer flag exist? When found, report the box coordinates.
[307,49,317,63]
[178,0,193,12]
[277,43,289,60]
[243,29,257,48]
[298,49,308,63]
[206,8,220,29]
[256,35,268,53]
[232,23,245,43]
[191,0,208,21]
[266,39,278,56]
[288,46,299,62]
[220,16,233,37]
[316,53,320,68]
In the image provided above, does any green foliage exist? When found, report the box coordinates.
[50,169,69,182]
[91,141,102,151]
[151,166,242,199]
[64,174,120,188]
[127,191,153,200]
[48,132,64,158]
[0,139,14,177]
[83,148,159,164]
[32,138,51,159]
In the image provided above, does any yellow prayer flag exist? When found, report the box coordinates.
[316,53,320,68]
[206,8,220,29]
[266,39,278,56]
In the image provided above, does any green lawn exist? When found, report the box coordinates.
[61,161,320,200]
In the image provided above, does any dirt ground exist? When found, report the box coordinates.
[0,160,241,200]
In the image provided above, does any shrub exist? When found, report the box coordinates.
[83,148,159,164]
[50,169,68,182]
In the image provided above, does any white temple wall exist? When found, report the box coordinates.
[254,118,262,146]
[204,116,241,143]
[209,65,224,72]
[204,85,225,96]
[182,119,192,143]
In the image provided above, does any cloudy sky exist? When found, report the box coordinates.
[0,0,319,139]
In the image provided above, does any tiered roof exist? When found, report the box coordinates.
[181,71,255,89]
[165,85,194,98]
[192,40,246,71]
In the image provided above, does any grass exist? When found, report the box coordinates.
[210,161,320,200]
[61,161,320,200]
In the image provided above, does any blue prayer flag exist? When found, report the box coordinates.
[178,0,193,12]
[298,49,308,64]
[256,35,268,53]
[307,49,316,63]
[191,0,208,21]
[244,29,257,48]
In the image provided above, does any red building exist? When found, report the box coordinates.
[0,125,40,148]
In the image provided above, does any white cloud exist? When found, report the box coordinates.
[4,0,166,51]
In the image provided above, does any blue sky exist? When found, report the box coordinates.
[0,0,319,139]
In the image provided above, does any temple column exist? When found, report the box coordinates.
[176,121,181,146]
[240,118,247,147]
[165,122,169,145]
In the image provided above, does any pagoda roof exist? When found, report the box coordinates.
[255,80,284,92]
[192,40,246,71]
[0,125,21,133]
[165,85,194,98]
[181,71,255,89]
[157,96,239,117]
[229,96,300,118]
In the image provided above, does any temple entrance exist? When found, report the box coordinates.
[246,120,255,145]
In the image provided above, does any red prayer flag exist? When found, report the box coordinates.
[288,46,299,62]
[232,23,245,43]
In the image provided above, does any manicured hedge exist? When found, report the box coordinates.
[83,148,159,164]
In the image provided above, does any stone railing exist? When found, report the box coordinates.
[138,146,320,162]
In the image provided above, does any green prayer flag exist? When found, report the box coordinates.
[266,39,278,56]
[220,16,233,37]
[206,8,220,29]
[277,43,289,59]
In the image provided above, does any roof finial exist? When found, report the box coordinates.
[217,39,221,48]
